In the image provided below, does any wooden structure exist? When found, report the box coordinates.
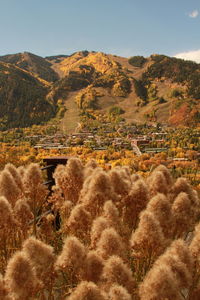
[42,156,69,189]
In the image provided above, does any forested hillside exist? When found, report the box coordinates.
[0,52,58,82]
[0,62,56,130]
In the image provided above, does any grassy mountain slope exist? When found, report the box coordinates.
[49,52,200,127]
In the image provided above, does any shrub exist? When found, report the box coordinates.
[128,56,147,67]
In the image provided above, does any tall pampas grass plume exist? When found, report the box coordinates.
[55,236,86,273]
[96,228,124,260]
[147,170,168,196]
[90,216,110,248]
[4,163,24,193]
[102,255,135,294]
[22,237,55,279]
[146,193,172,238]
[0,170,20,207]
[68,281,106,300]
[0,196,16,228]
[108,284,132,300]
[0,273,13,300]
[82,250,104,283]
[130,211,166,259]
[5,251,41,300]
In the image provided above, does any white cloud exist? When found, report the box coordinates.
[188,10,199,18]
[174,49,200,63]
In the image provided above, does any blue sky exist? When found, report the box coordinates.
[1,0,200,62]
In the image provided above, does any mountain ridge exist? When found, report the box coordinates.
[0,50,199,130]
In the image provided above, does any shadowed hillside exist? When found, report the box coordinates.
[0,62,56,130]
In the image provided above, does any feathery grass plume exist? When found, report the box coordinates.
[0,273,13,300]
[131,173,141,183]
[5,251,41,300]
[0,196,17,270]
[23,163,48,210]
[189,223,200,262]
[60,200,73,223]
[147,170,168,196]
[82,250,104,283]
[108,284,131,300]
[170,177,197,204]
[102,201,120,229]
[120,165,132,180]
[155,240,193,289]
[53,158,84,204]
[90,216,110,248]
[0,196,16,229]
[122,179,149,230]
[139,264,182,300]
[171,178,200,218]
[79,171,95,200]
[84,159,98,178]
[81,170,117,217]
[130,211,166,270]
[23,163,43,188]
[188,223,200,299]
[163,254,192,289]
[14,199,33,232]
[0,170,20,207]
[154,164,173,186]
[189,287,200,300]
[109,168,131,197]
[188,189,200,222]
[78,167,103,201]
[113,166,132,185]
[5,163,24,193]
[66,204,92,240]
[64,157,84,202]
[142,239,193,300]
[96,228,124,260]
[68,281,106,300]
[55,236,86,275]
[171,177,193,198]
[167,239,194,273]
[102,201,127,242]
[146,193,172,238]
[85,159,99,169]
[83,167,95,180]
[48,185,65,213]
[87,170,114,200]
[37,213,55,244]
[17,166,26,179]
[22,237,55,280]
[23,163,48,235]
[102,256,135,294]
[190,190,200,222]
[172,192,192,238]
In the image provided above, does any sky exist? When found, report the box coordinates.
[0,0,200,62]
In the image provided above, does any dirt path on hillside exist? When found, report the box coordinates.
[60,92,81,134]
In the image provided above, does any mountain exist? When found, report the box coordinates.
[48,51,200,127]
[0,52,58,82]
[0,61,56,130]
[0,50,199,130]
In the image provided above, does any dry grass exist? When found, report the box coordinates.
[0,159,199,299]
